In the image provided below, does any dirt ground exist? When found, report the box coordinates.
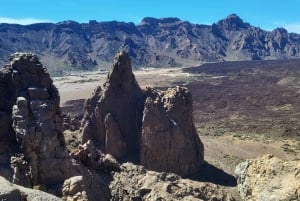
[54,68,197,106]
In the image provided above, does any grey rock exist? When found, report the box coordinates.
[235,154,300,201]
[0,176,62,201]
[110,162,234,201]
[140,87,204,176]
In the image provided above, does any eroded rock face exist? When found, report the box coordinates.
[235,154,300,201]
[70,140,120,172]
[81,51,144,161]
[110,162,234,201]
[141,87,204,176]
[0,53,72,190]
[0,53,113,199]
[0,176,62,201]
[81,51,204,176]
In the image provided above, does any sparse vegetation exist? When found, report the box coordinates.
[33,184,46,191]
[281,142,300,155]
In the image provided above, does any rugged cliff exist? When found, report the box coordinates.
[1,14,300,75]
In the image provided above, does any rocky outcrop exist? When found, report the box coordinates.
[62,173,110,201]
[1,14,300,75]
[235,154,300,201]
[110,162,234,201]
[141,87,204,176]
[81,51,204,176]
[81,51,144,160]
[0,176,62,201]
[70,140,120,172]
[0,52,216,200]
[0,53,113,200]
[0,53,73,189]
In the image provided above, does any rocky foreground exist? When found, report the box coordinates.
[235,154,300,201]
[0,52,231,200]
[0,52,299,201]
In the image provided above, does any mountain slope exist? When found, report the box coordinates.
[0,14,300,75]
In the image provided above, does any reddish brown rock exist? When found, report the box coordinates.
[80,51,204,177]
[141,87,204,176]
[81,51,144,160]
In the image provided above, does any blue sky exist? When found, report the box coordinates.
[0,0,300,33]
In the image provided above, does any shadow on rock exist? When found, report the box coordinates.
[189,162,237,187]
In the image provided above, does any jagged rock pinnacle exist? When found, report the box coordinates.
[81,51,204,176]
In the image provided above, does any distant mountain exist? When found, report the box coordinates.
[1,14,300,75]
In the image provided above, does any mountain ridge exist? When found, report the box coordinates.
[1,14,300,75]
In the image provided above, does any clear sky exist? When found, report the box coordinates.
[0,0,300,33]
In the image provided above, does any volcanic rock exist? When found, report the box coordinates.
[62,173,110,201]
[81,51,144,160]
[70,140,120,172]
[235,154,300,201]
[140,87,204,176]
[0,53,73,189]
[110,162,234,201]
[80,51,204,176]
[0,53,116,200]
[0,176,62,201]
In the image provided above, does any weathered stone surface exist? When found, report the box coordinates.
[235,154,300,201]
[141,87,204,176]
[0,53,113,199]
[70,140,120,172]
[80,51,204,177]
[110,162,234,201]
[62,174,110,201]
[0,176,62,201]
[81,51,144,160]
[0,53,77,195]
[104,113,126,159]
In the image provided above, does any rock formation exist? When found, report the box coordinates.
[81,51,204,176]
[81,51,144,160]
[70,140,120,172]
[0,53,72,189]
[0,176,62,201]
[235,154,300,201]
[141,87,204,176]
[0,53,111,200]
[0,52,236,201]
[110,162,234,201]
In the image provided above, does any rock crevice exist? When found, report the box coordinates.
[81,51,204,176]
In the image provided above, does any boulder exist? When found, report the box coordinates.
[0,176,62,201]
[62,174,110,201]
[70,140,120,171]
[80,51,204,177]
[235,154,300,201]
